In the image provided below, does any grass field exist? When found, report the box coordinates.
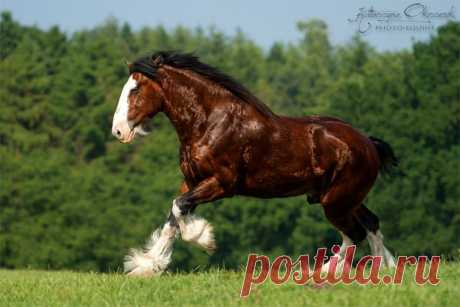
[0,263,459,306]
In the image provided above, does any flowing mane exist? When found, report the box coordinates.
[129,51,274,115]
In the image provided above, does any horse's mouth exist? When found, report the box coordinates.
[119,122,151,144]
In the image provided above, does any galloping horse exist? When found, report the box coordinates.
[111,51,398,276]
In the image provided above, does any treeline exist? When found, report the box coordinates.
[0,11,459,272]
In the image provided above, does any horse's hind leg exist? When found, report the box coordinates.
[321,205,367,272]
[324,205,368,245]
[354,205,396,268]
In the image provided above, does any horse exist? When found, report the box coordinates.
[111,51,399,276]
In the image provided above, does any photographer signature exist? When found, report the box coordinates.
[348,3,456,33]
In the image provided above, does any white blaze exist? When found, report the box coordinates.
[112,75,137,139]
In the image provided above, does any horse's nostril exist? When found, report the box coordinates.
[116,129,121,137]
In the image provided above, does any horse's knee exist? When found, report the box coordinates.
[172,198,193,217]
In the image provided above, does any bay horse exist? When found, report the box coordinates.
[111,51,398,276]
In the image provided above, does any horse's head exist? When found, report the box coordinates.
[111,71,164,143]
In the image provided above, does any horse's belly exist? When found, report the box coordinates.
[238,171,317,198]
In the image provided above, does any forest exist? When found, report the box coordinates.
[0,11,459,272]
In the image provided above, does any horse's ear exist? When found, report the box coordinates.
[124,59,133,70]
[152,54,164,66]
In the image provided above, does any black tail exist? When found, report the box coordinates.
[369,136,400,175]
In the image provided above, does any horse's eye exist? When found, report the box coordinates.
[130,87,139,95]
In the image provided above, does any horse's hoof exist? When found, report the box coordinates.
[124,249,164,277]
[124,225,175,277]
[201,234,217,255]
[180,214,217,254]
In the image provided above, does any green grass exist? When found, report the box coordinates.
[0,263,459,306]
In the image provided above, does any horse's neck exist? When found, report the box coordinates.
[162,97,202,143]
[159,66,271,144]
[159,69,213,143]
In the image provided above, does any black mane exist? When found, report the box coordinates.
[129,51,274,115]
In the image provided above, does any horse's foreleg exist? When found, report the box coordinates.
[123,182,191,277]
[172,177,226,254]
[124,214,178,277]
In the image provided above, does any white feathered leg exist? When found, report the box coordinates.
[124,222,178,277]
[322,232,353,273]
[172,199,216,254]
[367,230,396,268]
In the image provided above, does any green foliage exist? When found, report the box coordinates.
[0,12,458,272]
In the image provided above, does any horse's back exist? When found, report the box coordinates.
[281,115,374,152]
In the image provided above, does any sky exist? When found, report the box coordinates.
[1,0,458,51]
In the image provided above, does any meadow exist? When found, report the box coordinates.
[0,263,458,306]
